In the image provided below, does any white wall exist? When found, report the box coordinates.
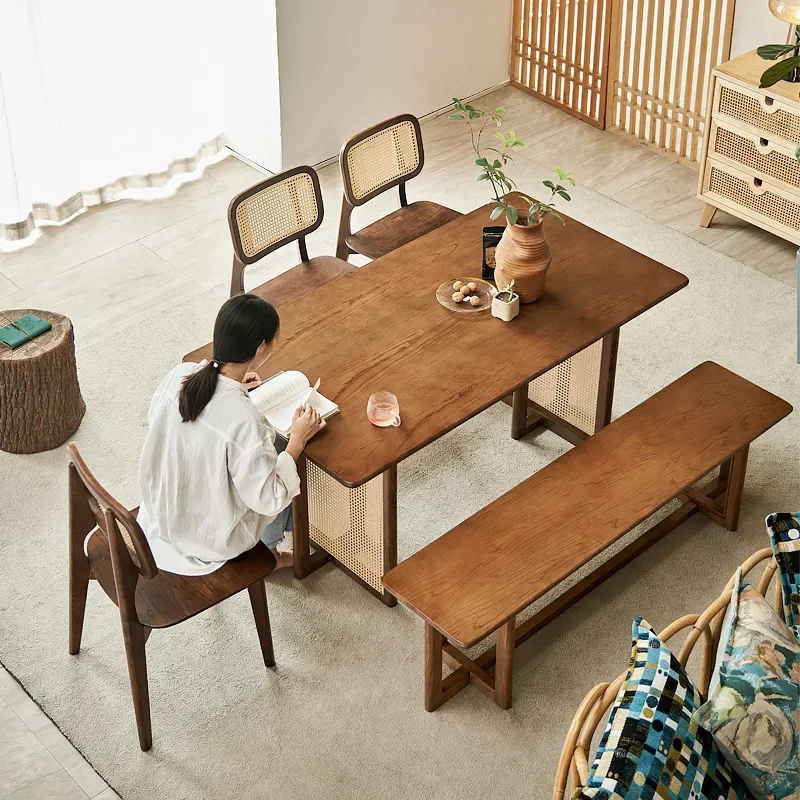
[274,0,512,167]
[219,0,282,172]
[731,4,790,58]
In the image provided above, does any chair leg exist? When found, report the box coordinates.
[336,198,354,261]
[68,542,91,656]
[248,581,275,669]
[121,619,152,751]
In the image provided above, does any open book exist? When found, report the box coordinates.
[249,370,338,438]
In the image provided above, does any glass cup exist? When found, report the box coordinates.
[367,392,401,427]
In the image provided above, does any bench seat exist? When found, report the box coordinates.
[382,361,792,711]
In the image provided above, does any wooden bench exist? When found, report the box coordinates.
[382,362,792,711]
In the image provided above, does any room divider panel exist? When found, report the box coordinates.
[510,0,736,163]
[510,0,613,127]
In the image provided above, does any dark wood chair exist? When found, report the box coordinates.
[335,113,461,261]
[229,164,356,298]
[67,443,277,751]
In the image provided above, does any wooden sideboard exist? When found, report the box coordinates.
[698,49,800,245]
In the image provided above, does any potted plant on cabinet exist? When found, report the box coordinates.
[449,98,576,303]
[491,279,520,322]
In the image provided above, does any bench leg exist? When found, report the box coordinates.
[424,623,444,712]
[715,445,749,531]
[494,617,515,710]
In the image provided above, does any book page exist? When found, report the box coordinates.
[249,371,308,415]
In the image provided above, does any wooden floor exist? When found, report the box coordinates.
[0,85,796,352]
[0,84,796,797]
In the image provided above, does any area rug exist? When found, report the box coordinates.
[1,162,798,800]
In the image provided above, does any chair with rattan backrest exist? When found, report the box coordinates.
[336,113,461,262]
[552,547,785,799]
[67,442,277,751]
[228,165,355,300]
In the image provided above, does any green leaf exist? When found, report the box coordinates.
[492,159,501,169]
[512,139,525,148]
[495,107,506,114]
[468,110,481,119]
[448,113,465,120]
[547,208,565,224]
[757,43,798,60]
[490,205,505,220]
[495,131,507,142]
[506,206,519,225]
[760,56,800,87]
[474,157,489,166]
[543,180,556,190]
[556,190,571,201]
[476,172,491,181]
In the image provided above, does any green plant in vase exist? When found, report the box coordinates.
[449,97,576,303]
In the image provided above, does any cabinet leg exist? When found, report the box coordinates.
[700,204,717,228]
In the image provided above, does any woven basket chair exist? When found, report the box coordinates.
[336,113,461,261]
[67,443,278,751]
[552,546,785,799]
[229,165,356,301]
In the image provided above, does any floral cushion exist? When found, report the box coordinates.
[693,571,800,800]
[767,512,800,640]
[575,618,751,800]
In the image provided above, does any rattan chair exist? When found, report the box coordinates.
[552,547,785,799]
[336,113,461,261]
[229,165,356,300]
[67,443,277,751]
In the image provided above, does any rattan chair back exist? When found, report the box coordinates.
[340,114,424,207]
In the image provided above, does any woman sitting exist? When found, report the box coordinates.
[136,293,325,575]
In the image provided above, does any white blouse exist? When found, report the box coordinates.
[136,362,300,576]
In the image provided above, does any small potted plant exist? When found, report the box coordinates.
[491,279,520,322]
[449,98,575,303]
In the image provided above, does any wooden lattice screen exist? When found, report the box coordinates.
[510,0,736,163]
[510,0,613,128]
[607,0,736,163]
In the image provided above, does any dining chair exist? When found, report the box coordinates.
[336,113,461,261]
[67,443,277,751]
[229,165,356,300]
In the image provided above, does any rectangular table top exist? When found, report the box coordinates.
[382,361,793,647]
[186,201,688,487]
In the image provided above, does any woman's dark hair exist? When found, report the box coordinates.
[179,294,280,422]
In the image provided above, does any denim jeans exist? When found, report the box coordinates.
[260,435,293,550]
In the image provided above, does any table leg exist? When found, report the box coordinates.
[292,455,331,580]
[299,460,397,605]
[515,328,621,445]
[494,617,515,710]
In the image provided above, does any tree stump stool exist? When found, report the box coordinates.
[0,309,85,454]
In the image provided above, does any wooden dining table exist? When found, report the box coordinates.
[184,198,688,605]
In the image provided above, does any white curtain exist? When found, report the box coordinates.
[0,1,226,244]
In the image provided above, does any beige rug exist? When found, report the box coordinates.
[1,167,798,800]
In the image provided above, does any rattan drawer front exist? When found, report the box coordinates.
[528,338,603,435]
[709,121,800,193]
[714,80,800,147]
[702,159,800,241]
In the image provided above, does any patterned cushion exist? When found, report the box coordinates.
[693,571,800,800]
[575,618,751,800]
[767,512,800,640]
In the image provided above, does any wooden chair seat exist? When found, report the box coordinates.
[383,362,792,712]
[248,256,357,308]
[86,520,276,629]
[345,201,461,260]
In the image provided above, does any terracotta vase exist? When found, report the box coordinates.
[493,219,551,303]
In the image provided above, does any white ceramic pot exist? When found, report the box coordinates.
[491,292,520,322]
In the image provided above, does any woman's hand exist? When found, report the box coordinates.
[243,372,262,389]
[286,405,326,461]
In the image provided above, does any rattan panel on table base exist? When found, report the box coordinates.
[528,339,603,436]
[0,309,85,454]
[307,463,385,593]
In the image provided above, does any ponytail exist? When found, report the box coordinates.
[179,360,221,422]
[178,294,280,422]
